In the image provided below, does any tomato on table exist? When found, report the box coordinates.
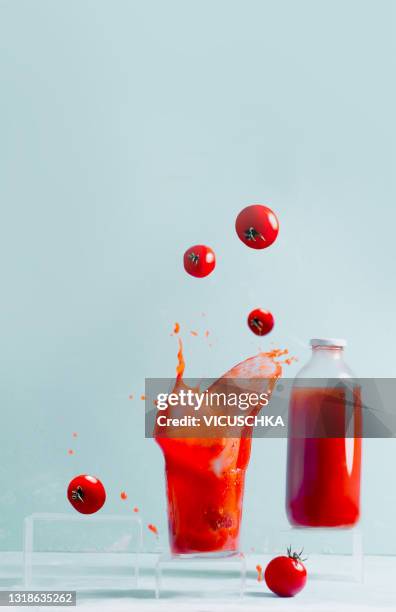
[264,548,307,597]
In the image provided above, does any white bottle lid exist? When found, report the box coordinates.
[310,338,346,348]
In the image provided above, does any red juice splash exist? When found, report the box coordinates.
[120,491,128,500]
[176,338,185,380]
[256,564,263,582]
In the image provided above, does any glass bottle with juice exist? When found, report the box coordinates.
[286,338,362,527]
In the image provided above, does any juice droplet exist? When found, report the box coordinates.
[173,322,180,334]
[72,432,78,438]
[68,449,74,455]
[120,491,128,500]
[205,330,209,338]
[176,338,185,379]
[148,523,159,536]
[256,564,263,582]
[140,394,146,400]
[190,330,198,336]
[128,394,134,400]
[133,507,139,513]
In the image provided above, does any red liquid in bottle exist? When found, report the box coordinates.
[286,339,362,528]
[286,387,361,527]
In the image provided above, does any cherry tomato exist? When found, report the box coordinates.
[183,245,216,278]
[264,548,307,597]
[67,474,106,514]
[235,204,279,249]
[247,308,274,336]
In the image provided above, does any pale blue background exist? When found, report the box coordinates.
[0,0,395,553]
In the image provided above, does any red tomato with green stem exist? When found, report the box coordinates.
[183,245,216,278]
[235,204,279,249]
[247,308,274,336]
[67,475,106,515]
[264,548,307,597]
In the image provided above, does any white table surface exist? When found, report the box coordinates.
[0,552,395,611]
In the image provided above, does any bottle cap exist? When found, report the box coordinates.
[310,338,346,348]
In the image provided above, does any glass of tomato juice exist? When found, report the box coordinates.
[155,352,281,556]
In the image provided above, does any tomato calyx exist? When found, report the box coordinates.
[244,226,265,243]
[287,546,307,563]
[250,317,264,332]
[188,252,200,265]
[71,485,85,503]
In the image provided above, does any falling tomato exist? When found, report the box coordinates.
[67,475,106,515]
[183,245,216,278]
[247,308,274,336]
[235,204,279,249]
